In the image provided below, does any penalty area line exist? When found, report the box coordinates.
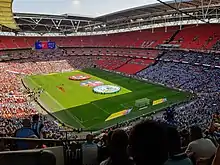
[91,102,110,115]
[44,91,85,128]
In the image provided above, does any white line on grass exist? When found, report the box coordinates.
[28,77,85,128]
[44,92,85,128]
[91,102,110,115]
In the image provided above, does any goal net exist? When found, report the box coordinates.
[135,98,150,108]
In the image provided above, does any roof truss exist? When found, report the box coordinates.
[4,0,220,35]
[14,13,102,34]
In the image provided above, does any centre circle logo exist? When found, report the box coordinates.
[69,74,91,81]
[93,85,121,94]
[80,80,104,87]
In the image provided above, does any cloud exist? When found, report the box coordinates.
[72,0,80,5]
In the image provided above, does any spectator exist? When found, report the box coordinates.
[0,48,219,143]
[98,134,110,163]
[82,134,98,165]
[100,129,133,165]
[164,126,193,165]
[15,119,35,138]
[212,40,220,50]
[129,120,168,165]
[185,126,217,160]
[15,119,36,150]
[31,114,44,138]
[212,146,220,165]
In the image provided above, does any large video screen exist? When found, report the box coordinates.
[35,41,56,49]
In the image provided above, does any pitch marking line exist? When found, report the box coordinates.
[91,102,110,115]
[28,77,85,128]
[43,92,85,128]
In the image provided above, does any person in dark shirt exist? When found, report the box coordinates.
[98,131,114,163]
[164,126,193,165]
[31,114,44,138]
[100,129,133,165]
[129,120,168,165]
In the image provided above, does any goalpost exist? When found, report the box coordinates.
[135,98,151,108]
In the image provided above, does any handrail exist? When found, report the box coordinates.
[0,137,87,142]
[0,137,61,142]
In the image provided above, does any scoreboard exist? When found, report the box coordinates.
[35,41,56,49]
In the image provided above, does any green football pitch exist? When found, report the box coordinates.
[23,68,190,131]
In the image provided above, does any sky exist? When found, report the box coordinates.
[13,0,170,17]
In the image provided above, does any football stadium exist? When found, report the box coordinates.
[0,0,220,164]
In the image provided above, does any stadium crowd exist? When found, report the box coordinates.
[0,50,94,139]
[159,93,220,131]
[78,122,220,165]
[160,51,220,66]
[135,51,220,132]
[212,40,220,51]
[0,49,131,139]
[0,48,220,153]
[137,62,220,93]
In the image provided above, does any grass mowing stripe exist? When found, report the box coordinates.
[43,90,85,128]
[24,68,191,130]
[91,102,111,115]
[28,76,85,128]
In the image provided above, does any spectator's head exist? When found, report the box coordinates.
[129,120,168,165]
[109,129,128,154]
[167,126,181,156]
[32,114,39,122]
[22,119,31,128]
[109,129,131,165]
[107,130,113,145]
[102,134,108,145]
[190,126,203,141]
[86,134,93,144]
[181,129,189,137]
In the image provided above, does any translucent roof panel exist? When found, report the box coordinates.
[0,0,19,30]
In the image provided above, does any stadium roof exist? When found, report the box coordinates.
[3,0,220,35]
[0,0,19,30]
[13,12,99,34]
[95,0,220,21]
[93,0,220,31]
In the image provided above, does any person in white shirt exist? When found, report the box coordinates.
[82,134,98,165]
[185,126,217,160]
